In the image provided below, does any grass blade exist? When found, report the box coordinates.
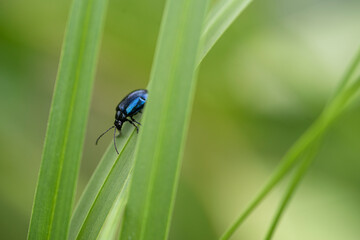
[120,0,209,239]
[70,0,255,237]
[199,0,253,64]
[27,0,108,239]
[263,47,360,240]
[264,140,320,240]
[69,127,137,240]
[220,49,360,239]
[97,186,129,240]
[331,47,360,97]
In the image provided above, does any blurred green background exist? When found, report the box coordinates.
[1,0,360,239]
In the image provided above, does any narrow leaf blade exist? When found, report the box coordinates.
[199,0,253,64]
[264,141,321,240]
[220,48,360,239]
[120,0,210,239]
[69,127,137,240]
[70,0,255,237]
[28,0,108,238]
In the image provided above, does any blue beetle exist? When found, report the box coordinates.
[96,89,148,154]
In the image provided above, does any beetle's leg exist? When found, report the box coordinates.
[130,117,141,125]
[127,120,139,133]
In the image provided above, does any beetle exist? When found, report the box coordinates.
[96,89,148,154]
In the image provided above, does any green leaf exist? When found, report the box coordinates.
[220,48,360,240]
[27,0,108,239]
[331,47,360,98]
[263,47,360,240]
[264,140,321,240]
[97,187,129,240]
[69,127,136,240]
[69,0,256,238]
[119,0,210,239]
[199,0,253,64]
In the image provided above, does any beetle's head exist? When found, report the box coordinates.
[114,120,123,131]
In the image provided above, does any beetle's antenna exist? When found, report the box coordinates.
[96,125,115,145]
[113,126,119,154]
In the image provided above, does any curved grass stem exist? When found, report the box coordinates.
[264,139,321,240]
[220,46,360,239]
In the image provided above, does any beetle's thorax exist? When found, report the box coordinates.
[115,110,126,121]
